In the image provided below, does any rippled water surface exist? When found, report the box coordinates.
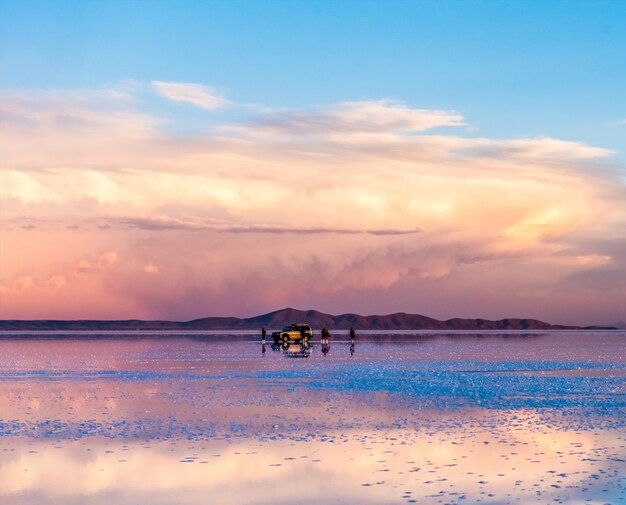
[1,331,625,505]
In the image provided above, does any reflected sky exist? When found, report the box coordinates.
[1,332,625,504]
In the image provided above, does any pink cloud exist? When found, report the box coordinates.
[1,86,625,324]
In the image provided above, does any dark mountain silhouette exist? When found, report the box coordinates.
[0,307,616,331]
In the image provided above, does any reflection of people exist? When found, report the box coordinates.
[322,342,330,356]
[261,327,267,344]
[350,327,356,342]
[350,342,355,356]
[262,343,266,356]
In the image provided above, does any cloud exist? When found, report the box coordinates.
[556,237,626,293]
[0,249,124,318]
[144,263,159,274]
[73,251,119,274]
[107,216,421,235]
[242,100,464,136]
[565,267,626,290]
[1,86,625,323]
[152,81,229,110]
[0,90,157,139]
[458,136,612,161]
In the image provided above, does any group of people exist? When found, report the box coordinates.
[260,326,356,344]
[321,327,357,343]
[260,326,356,357]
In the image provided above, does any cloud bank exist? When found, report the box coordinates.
[1,84,625,324]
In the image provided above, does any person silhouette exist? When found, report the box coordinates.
[321,327,331,344]
[350,327,356,342]
[261,327,267,344]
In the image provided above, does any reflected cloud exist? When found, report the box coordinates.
[1,421,623,505]
[0,337,624,504]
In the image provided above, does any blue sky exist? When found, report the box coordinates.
[2,0,625,157]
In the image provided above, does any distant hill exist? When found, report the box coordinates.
[0,307,616,331]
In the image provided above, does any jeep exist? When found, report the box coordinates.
[271,323,313,343]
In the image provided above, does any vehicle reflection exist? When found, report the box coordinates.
[284,342,312,358]
[271,341,312,358]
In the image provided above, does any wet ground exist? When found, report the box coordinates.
[0,331,625,504]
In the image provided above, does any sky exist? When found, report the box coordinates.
[1,0,625,325]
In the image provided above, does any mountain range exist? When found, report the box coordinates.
[0,308,616,331]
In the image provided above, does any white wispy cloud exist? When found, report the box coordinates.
[243,100,464,136]
[151,81,229,110]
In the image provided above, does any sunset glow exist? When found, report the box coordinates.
[1,1,625,325]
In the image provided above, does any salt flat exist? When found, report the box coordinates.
[0,332,624,504]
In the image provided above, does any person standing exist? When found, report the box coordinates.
[350,327,356,342]
[321,327,331,344]
[261,327,266,345]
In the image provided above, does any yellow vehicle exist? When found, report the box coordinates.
[271,324,313,344]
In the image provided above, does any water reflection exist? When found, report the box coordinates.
[1,418,624,505]
[282,342,311,358]
[266,341,321,359]
[0,334,624,505]
[321,341,330,356]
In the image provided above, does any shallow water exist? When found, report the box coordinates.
[0,331,624,504]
